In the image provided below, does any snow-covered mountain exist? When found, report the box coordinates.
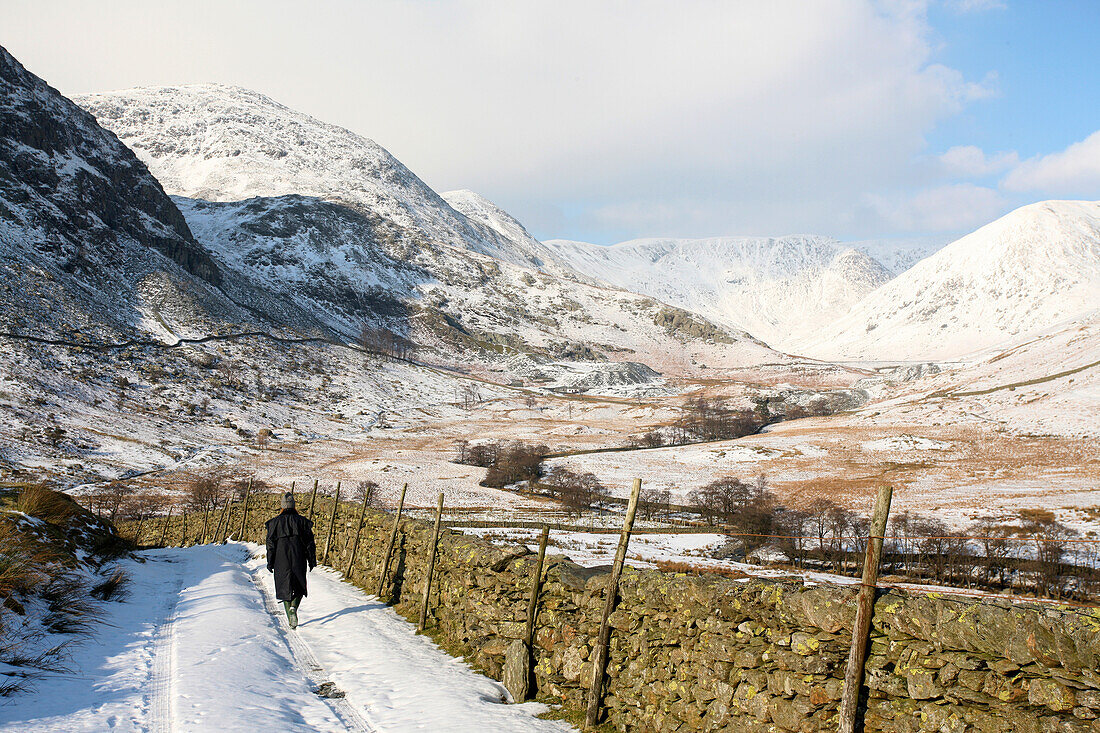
[542,236,892,352]
[78,84,789,375]
[0,45,248,341]
[77,85,556,272]
[847,235,951,276]
[440,189,575,276]
[794,201,1100,361]
[178,193,784,376]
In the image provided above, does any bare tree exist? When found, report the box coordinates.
[453,439,470,464]
[777,508,811,568]
[186,473,228,513]
[1020,509,1078,598]
[542,467,607,516]
[352,480,379,503]
[97,481,134,522]
[688,476,776,542]
[638,486,671,521]
[481,442,549,488]
[460,384,481,410]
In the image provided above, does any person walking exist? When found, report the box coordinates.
[265,492,316,629]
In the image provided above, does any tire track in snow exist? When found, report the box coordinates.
[244,558,378,733]
[149,577,182,733]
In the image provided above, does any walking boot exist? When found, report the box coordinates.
[289,595,301,629]
[282,600,297,629]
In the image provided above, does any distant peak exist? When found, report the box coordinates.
[441,188,481,199]
[79,82,288,109]
[441,189,499,208]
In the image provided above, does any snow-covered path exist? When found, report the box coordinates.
[0,544,572,733]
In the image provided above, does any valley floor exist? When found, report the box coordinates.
[0,544,571,733]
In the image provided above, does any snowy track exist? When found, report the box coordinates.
[246,558,377,733]
[149,577,182,733]
[0,544,572,733]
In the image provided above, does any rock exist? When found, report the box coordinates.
[1029,679,1077,712]
[905,668,943,700]
[561,645,588,682]
[314,681,345,699]
[183,350,216,368]
[769,696,813,730]
[502,639,530,702]
[790,631,820,656]
[490,544,530,572]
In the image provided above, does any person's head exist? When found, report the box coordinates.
[280,492,296,511]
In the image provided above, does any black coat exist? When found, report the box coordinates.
[265,509,316,601]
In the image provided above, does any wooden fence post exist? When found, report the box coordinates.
[200,508,210,545]
[418,492,445,632]
[585,478,643,729]
[307,478,319,521]
[180,511,188,547]
[838,485,893,733]
[238,477,253,541]
[213,500,232,543]
[345,485,373,575]
[377,483,407,599]
[525,524,550,650]
[322,481,341,565]
[158,506,173,547]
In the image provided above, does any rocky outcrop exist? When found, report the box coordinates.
[0,45,218,285]
[147,495,1100,732]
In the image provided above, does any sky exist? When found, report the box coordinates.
[2,0,1098,245]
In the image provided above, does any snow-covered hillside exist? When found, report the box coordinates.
[0,45,252,342]
[542,236,892,352]
[178,192,780,376]
[79,84,787,375]
[880,312,1100,438]
[441,189,574,276]
[847,235,951,276]
[77,85,554,272]
[794,201,1100,361]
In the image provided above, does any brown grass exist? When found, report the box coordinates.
[16,485,77,524]
[0,521,56,598]
[0,518,89,696]
[90,569,130,602]
[651,559,751,579]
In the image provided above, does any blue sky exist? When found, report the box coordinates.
[1,0,1098,244]
[926,1,1100,159]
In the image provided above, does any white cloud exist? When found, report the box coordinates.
[0,0,997,241]
[1002,130,1100,196]
[861,184,1007,232]
[937,145,1018,178]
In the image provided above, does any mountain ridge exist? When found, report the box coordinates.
[793,200,1100,361]
[542,235,893,352]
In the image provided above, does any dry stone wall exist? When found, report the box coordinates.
[137,495,1100,732]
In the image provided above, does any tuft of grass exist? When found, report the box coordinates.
[90,569,130,602]
[536,702,617,731]
[16,485,77,524]
[40,576,96,635]
[0,522,55,598]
